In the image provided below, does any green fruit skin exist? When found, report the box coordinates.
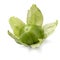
[19,32,39,45]
[24,25,44,38]
[19,25,44,45]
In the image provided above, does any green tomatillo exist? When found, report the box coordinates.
[8,4,58,48]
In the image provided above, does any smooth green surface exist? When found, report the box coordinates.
[24,25,44,39]
[19,32,39,45]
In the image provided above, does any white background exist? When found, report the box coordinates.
[0,0,60,60]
